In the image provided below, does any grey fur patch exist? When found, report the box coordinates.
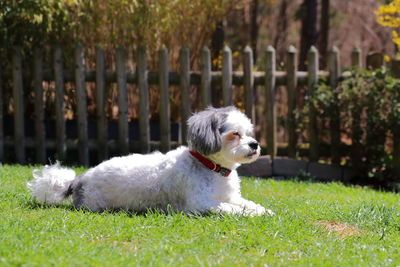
[187,106,235,155]
[64,183,74,198]
[70,177,85,208]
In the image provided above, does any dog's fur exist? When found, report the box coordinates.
[27,106,273,216]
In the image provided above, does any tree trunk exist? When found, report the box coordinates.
[319,0,330,69]
[211,21,225,106]
[211,21,225,70]
[274,0,288,59]
[250,0,259,62]
[299,0,318,70]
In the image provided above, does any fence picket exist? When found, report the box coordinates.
[350,47,363,170]
[201,47,212,109]
[243,46,255,123]
[265,46,277,157]
[286,45,298,158]
[395,132,400,166]
[137,46,150,154]
[0,64,3,161]
[222,46,233,106]
[33,47,46,163]
[54,45,67,161]
[180,47,191,145]
[307,46,319,161]
[394,121,400,165]
[95,46,108,160]
[12,47,25,164]
[386,46,400,164]
[6,43,397,171]
[328,46,341,164]
[116,47,129,155]
[366,52,383,69]
[75,44,89,166]
[351,47,362,68]
[159,46,171,152]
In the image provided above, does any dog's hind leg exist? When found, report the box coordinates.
[70,178,85,209]
[69,177,108,212]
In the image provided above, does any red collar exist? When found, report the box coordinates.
[189,150,232,177]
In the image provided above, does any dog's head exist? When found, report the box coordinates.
[187,106,260,166]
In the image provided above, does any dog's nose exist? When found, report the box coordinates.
[249,142,259,150]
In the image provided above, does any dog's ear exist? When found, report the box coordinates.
[187,108,227,155]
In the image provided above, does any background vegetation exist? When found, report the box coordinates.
[0,0,394,120]
[2,0,400,183]
[310,68,400,188]
[0,0,239,65]
[376,0,400,53]
[0,0,241,120]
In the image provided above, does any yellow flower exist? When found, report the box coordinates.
[376,0,400,49]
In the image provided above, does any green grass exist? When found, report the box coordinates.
[1,165,400,266]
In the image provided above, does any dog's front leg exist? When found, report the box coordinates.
[195,200,249,215]
[213,202,249,215]
[230,197,274,216]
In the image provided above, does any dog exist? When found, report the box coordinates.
[27,106,274,216]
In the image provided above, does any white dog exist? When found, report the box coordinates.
[27,106,273,216]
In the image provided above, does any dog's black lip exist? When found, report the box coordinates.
[247,151,257,157]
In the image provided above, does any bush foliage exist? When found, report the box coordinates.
[0,0,239,63]
[0,0,240,120]
[310,67,400,185]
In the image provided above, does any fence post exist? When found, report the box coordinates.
[54,45,66,161]
[116,46,129,155]
[12,46,25,164]
[180,47,191,145]
[386,52,400,165]
[222,46,233,106]
[201,47,212,109]
[159,46,171,152]
[95,46,108,161]
[137,46,150,154]
[243,46,255,123]
[351,47,362,68]
[328,46,341,164]
[366,52,384,69]
[394,110,400,166]
[33,47,46,164]
[265,46,277,157]
[350,46,363,172]
[286,45,298,158]
[75,44,89,166]
[0,63,3,162]
[395,128,400,167]
[307,46,319,161]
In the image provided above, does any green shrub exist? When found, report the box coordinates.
[0,0,239,120]
[310,67,400,185]
[0,0,239,63]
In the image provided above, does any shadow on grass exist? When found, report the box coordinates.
[23,198,222,219]
[279,170,400,193]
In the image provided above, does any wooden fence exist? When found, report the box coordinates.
[1,44,367,166]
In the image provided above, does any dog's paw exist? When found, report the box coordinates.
[217,202,248,215]
[245,204,275,216]
[264,208,275,216]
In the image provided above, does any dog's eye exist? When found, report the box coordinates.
[232,131,241,137]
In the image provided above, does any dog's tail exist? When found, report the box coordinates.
[27,162,76,204]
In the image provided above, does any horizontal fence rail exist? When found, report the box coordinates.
[0,44,386,166]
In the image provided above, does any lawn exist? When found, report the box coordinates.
[1,164,400,266]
